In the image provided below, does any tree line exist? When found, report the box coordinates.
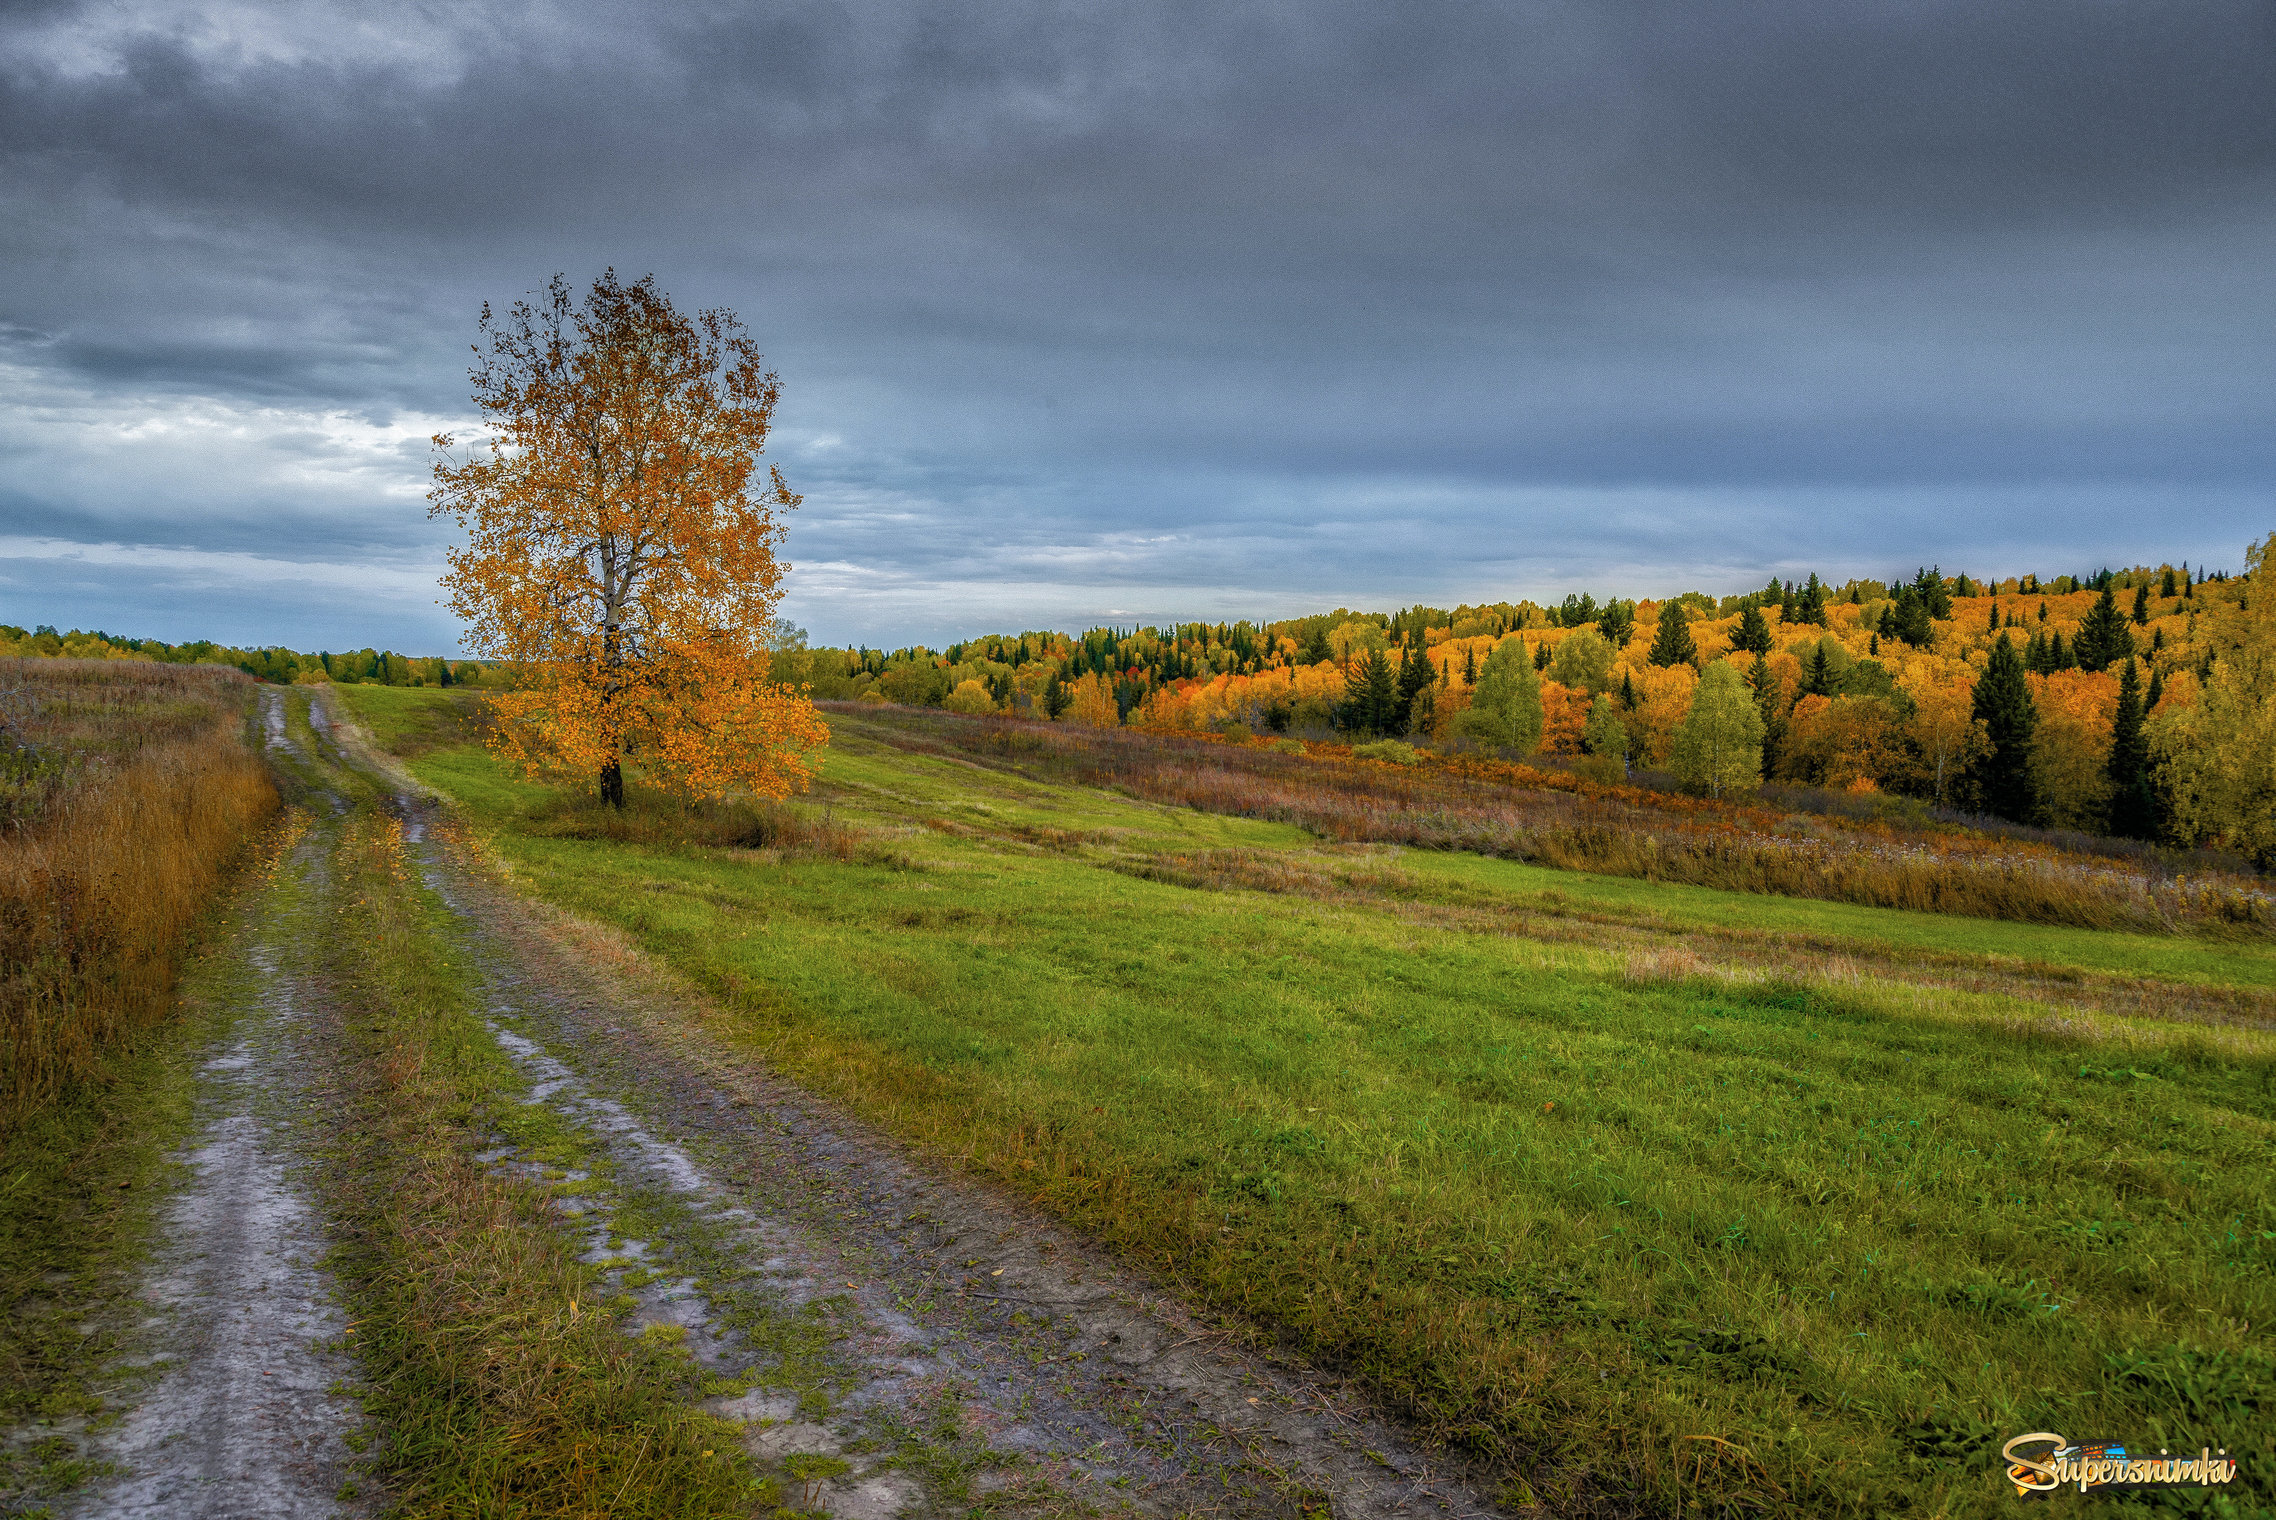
[781,550,2273,863]
[0,625,488,690]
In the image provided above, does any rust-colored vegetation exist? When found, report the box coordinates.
[0,659,278,1128]
[842,702,2274,936]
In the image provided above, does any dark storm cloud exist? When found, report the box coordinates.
[1,0,2270,649]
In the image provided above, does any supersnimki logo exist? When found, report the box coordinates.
[2002,1433,2240,1498]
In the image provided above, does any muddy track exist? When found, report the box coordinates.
[49,690,368,1520]
[335,696,1509,1518]
[31,690,1509,1519]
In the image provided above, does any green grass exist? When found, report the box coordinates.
[342,687,2276,1518]
[317,801,768,1518]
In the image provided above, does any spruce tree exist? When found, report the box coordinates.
[1734,603,1774,655]
[1748,652,1784,779]
[1803,644,1836,697]
[1301,623,1333,665]
[1393,641,1433,734]
[2132,584,2150,625]
[1533,641,1552,672]
[1969,633,2039,823]
[1798,573,1829,626]
[1647,600,1697,667]
[1619,671,1637,709]
[2073,584,2134,672]
[1891,585,1934,647]
[1349,647,1398,735]
[2106,658,2155,838]
[1463,645,1476,684]
[2146,668,2163,710]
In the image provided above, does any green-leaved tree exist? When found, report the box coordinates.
[1453,634,1544,753]
[1670,662,1765,797]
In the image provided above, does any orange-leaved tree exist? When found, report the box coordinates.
[430,271,827,806]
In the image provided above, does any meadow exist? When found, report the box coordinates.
[343,686,2275,1518]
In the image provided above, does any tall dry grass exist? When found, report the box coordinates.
[839,703,2275,936]
[0,659,279,1129]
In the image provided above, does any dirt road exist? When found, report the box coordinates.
[24,690,1505,1519]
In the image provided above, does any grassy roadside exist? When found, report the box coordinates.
[0,795,308,1516]
[319,804,758,1517]
[343,686,2276,1518]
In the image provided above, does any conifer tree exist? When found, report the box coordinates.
[1463,645,1476,684]
[1969,633,2039,823]
[1533,641,1553,672]
[1348,647,1398,735]
[2106,658,2156,838]
[1734,603,1774,655]
[1301,623,1333,665]
[1619,670,1637,709]
[2146,668,2164,711]
[1747,652,1784,779]
[2074,584,2134,672]
[1798,573,1829,627]
[2132,584,2151,625]
[1803,644,1836,697]
[1393,641,1433,733]
[1647,600,1697,667]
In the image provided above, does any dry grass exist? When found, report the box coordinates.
[0,659,278,1129]
[843,704,2274,937]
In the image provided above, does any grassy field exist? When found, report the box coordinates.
[342,686,2276,1518]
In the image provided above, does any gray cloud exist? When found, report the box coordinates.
[1,0,2270,650]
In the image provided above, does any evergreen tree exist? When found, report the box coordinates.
[2073,584,2134,672]
[1914,566,1953,620]
[1798,573,1829,626]
[2106,659,2156,838]
[1463,645,1476,684]
[1747,652,1784,779]
[2132,584,2151,625]
[1969,633,2039,823]
[1890,585,1934,647]
[2051,630,2074,670]
[1533,641,1553,672]
[1393,641,1433,734]
[1647,600,1697,667]
[1301,623,1333,665]
[1734,603,1774,655]
[2146,668,2164,711]
[1619,671,1637,710]
[1802,644,1836,697]
[1043,671,1072,719]
[1598,601,1637,649]
[2160,566,2178,597]
[1347,647,1399,735]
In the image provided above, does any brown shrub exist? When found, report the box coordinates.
[0,660,279,1128]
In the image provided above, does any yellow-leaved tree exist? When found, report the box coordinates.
[430,271,827,806]
[2154,533,2276,863]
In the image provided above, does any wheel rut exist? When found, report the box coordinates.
[385,754,1508,1520]
[52,690,368,1520]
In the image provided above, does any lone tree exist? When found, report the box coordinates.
[430,272,827,807]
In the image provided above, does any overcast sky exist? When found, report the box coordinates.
[3,0,2271,653]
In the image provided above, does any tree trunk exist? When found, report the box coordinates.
[600,758,625,809]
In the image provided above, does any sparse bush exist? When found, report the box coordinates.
[1350,739,1421,766]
